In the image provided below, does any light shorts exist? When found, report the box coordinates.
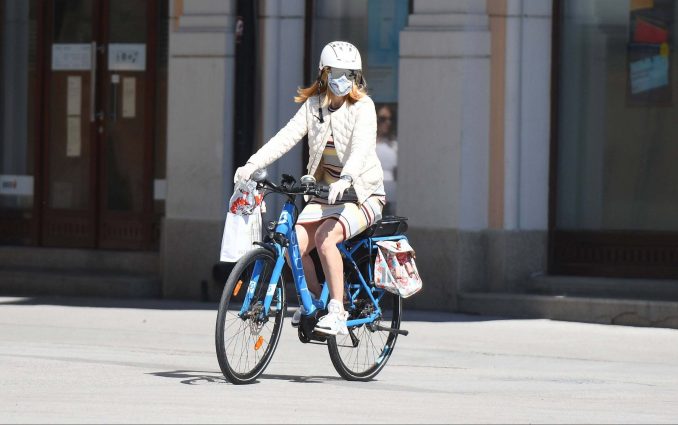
[296,195,385,240]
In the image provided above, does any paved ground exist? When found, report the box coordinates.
[1,296,678,424]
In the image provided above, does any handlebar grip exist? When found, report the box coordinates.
[314,185,359,203]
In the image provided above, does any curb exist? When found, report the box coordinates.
[458,292,678,329]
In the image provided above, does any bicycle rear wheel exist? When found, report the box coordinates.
[215,248,286,384]
[327,253,402,381]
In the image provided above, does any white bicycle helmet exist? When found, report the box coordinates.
[318,41,362,71]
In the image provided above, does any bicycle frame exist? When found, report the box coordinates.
[239,196,407,328]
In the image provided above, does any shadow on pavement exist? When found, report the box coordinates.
[401,309,509,323]
[147,370,228,385]
[147,370,342,385]
[0,295,511,322]
[0,295,218,310]
[260,373,344,383]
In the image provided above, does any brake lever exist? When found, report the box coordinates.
[314,186,329,199]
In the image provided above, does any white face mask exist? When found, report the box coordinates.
[328,75,353,96]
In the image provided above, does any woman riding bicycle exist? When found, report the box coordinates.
[233,41,386,336]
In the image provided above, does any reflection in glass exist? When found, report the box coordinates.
[376,103,398,215]
[556,0,678,231]
[0,0,37,211]
[53,0,92,42]
[110,0,146,43]
[105,0,148,212]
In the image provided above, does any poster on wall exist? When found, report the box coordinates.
[66,75,82,157]
[122,77,136,118]
[66,76,82,116]
[627,0,674,106]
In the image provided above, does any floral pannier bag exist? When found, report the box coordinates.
[373,239,422,298]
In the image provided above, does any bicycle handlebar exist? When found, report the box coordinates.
[257,177,358,202]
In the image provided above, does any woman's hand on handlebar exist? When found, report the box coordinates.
[234,163,257,183]
[327,179,351,204]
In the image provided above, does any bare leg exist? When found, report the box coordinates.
[294,221,322,298]
[314,218,346,306]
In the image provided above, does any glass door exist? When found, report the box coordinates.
[42,0,97,247]
[98,0,155,249]
[42,0,157,249]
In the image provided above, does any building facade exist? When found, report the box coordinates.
[1,0,677,326]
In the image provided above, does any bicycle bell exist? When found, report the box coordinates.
[300,175,316,187]
[251,168,268,183]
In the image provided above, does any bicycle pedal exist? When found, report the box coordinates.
[369,323,409,336]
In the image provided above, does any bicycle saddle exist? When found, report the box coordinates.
[347,216,408,242]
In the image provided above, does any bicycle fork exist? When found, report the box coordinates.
[239,250,286,320]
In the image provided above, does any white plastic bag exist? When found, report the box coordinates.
[219,212,262,262]
[219,181,263,262]
[373,239,422,298]
[229,180,262,216]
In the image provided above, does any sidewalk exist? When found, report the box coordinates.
[1,296,678,423]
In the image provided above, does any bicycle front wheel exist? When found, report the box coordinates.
[215,248,286,384]
[327,253,402,381]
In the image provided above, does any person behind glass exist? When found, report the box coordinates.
[376,104,397,216]
[233,41,386,336]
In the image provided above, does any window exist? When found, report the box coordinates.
[0,1,37,216]
[556,0,678,232]
[551,0,678,278]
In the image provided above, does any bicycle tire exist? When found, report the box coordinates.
[327,252,402,381]
[215,248,286,384]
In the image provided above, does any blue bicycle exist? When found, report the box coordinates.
[215,171,410,383]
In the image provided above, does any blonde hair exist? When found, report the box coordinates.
[294,67,367,105]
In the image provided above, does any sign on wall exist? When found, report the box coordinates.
[0,175,34,196]
[108,44,146,71]
[52,44,91,71]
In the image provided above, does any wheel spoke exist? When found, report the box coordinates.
[215,249,286,383]
[328,254,402,380]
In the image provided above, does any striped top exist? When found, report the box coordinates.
[296,130,386,239]
[320,133,342,185]
[318,131,386,198]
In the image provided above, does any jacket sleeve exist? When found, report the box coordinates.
[341,99,377,178]
[247,101,309,169]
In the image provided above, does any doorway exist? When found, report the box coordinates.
[42,0,158,250]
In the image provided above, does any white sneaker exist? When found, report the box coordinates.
[314,299,349,336]
[291,305,306,327]
[292,294,321,327]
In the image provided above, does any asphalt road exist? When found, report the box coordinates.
[1,296,677,424]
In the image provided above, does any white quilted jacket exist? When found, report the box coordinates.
[246,95,384,204]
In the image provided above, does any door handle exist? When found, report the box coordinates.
[110,80,118,122]
[89,41,97,122]
[109,74,119,122]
